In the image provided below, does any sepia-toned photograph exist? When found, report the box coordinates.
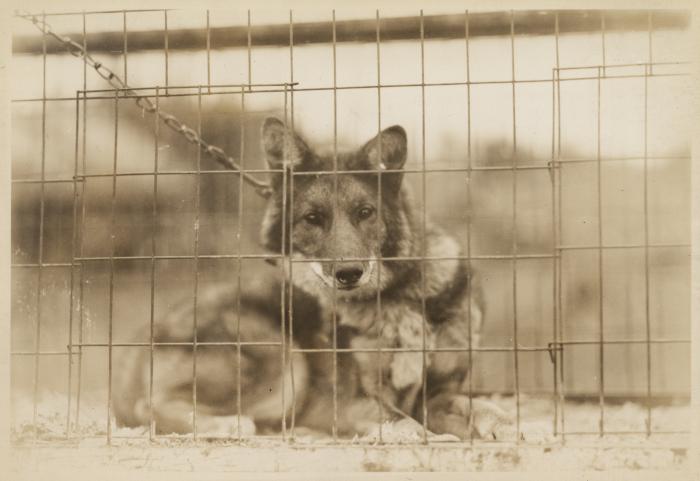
[4,0,699,478]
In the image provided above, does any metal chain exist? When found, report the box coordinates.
[16,10,274,198]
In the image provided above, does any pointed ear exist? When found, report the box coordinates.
[362,125,407,170]
[361,125,407,192]
[261,117,315,170]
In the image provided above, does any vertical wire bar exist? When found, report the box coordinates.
[31,11,48,438]
[282,85,296,437]
[331,10,339,442]
[238,9,253,442]
[600,12,606,77]
[549,67,558,438]
[643,11,653,437]
[191,86,203,441]
[285,11,294,439]
[206,10,211,94]
[509,10,521,441]
[164,10,169,95]
[66,91,81,438]
[648,13,654,76]
[247,10,252,91]
[75,111,87,430]
[464,9,474,445]
[549,12,561,439]
[122,10,127,83]
[419,10,429,443]
[75,14,88,432]
[554,13,566,442]
[149,88,160,440]
[281,83,290,441]
[374,9,385,443]
[598,10,608,436]
[238,86,246,441]
[106,90,120,445]
[596,66,605,438]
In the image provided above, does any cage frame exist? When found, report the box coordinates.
[7,7,696,467]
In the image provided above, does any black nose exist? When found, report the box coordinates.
[335,267,363,286]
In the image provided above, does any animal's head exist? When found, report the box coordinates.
[259,117,415,300]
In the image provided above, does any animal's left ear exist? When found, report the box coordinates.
[261,117,315,172]
[360,125,407,192]
[362,125,407,170]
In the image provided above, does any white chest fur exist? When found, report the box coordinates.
[338,301,435,391]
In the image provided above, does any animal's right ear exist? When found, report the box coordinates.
[261,117,314,171]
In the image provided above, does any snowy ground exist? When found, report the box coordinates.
[9,393,691,475]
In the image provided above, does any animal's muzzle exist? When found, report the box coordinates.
[309,260,375,290]
[334,263,364,289]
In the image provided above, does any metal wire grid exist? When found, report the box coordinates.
[9,9,692,446]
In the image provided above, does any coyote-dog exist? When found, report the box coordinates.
[259,117,513,439]
[113,269,324,436]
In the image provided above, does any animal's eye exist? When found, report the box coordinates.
[357,205,375,220]
[303,212,324,226]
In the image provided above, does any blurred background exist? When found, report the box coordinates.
[10,8,692,430]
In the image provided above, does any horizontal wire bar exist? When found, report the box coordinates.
[78,341,281,347]
[272,248,687,261]
[13,243,687,269]
[11,154,690,185]
[557,155,689,165]
[6,347,543,355]
[294,347,551,353]
[11,262,74,268]
[248,438,692,448]
[85,79,554,95]
[552,339,689,346]
[17,8,168,17]
[59,246,689,264]
[290,165,550,174]
[71,253,284,262]
[12,81,554,103]
[46,341,281,349]
[290,254,553,261]
[11,153,690,185]
[554,60,688,71]
[12,351,69,356]
[81,81,298,94]
[12,178,83,184]
[72,165,549,178]
[561,430,689,436]
[13,338,688,356]
[296,339,690,353]
[290,72,688,92]
[551,72,686,83]
[14,434,690,450]
[73,169,284,178]
[68,254,556,263]
[558,243,689,251]
[11,70,689,103]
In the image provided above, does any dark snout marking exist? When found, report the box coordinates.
[335,264,364,288]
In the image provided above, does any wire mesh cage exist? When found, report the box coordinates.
[9,7,694,473]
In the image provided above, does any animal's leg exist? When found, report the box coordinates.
[426,393,515,441]
[339,396,411,437]
[147,397,255,436]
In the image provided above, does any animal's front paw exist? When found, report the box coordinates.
[427,394,516,441]
[196,414,256,437]
[361,418,459,443]
[519,421,557,444]
[469,399,516,441]
[362,418,423,443]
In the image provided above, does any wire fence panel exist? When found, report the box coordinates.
[8,7,693,470]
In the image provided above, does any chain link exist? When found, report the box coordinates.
[16,10,275,198]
